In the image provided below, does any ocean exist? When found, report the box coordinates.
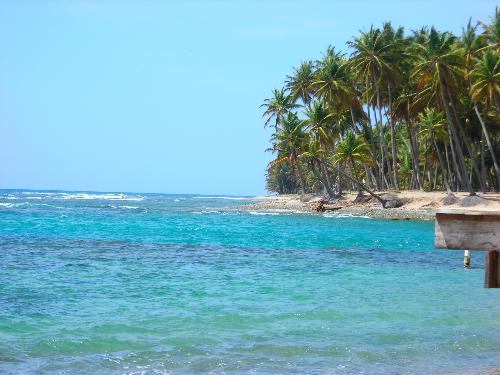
[1,189,499,374]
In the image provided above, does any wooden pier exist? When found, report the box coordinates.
[435,209,500,288]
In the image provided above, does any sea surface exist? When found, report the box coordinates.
[1,189,499,374]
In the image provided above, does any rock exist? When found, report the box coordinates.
[460,194,489,207]
[353,193,372,204]
[380,194,408,208]
[441,192,458,206]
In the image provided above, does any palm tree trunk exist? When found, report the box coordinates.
[372,103,385,188]
[444,144,454,191]
[433,139,451,193]
[373,79,394,188]
[481,133,486,190]
[446,86,484,192]
[370,66,389,190]
[294,154,307,197]
[439,83,473,193]
[387,83,399,189]
[405,113,423,190]
[474,103,500,190]
[320,155,336,199]
[338,169,389,207]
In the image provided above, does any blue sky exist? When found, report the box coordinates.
[0,0,497,196]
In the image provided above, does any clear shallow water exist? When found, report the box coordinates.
[0,190,499,374]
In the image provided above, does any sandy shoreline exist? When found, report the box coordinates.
[234,191,500,220]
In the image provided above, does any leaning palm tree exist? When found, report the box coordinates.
[333,132,388,206]
[261,88,298,130]
[470,49,500,188]
[299,137,335,198]
[334,132,373,186]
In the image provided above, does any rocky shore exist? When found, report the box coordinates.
[234,191,500,221]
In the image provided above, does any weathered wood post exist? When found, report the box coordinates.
[463,250,471,268]
[485,251,500,288]
[435,209,500,288]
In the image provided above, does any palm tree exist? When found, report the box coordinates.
[286,61,316,106]
[268,112,308,196]
[299,138,334,197]
[471,49,500,108]
[381,22,406,189]
[348,26,396,189]
[312,50,352,113]
[393,84,424,190]
[261,88,298,130]
[334,132,373,191]
[301,100,337,198]
[417,108,452,192]
[333,132,389,206]
[480,7,500,48]
[470,49,500,188]
[411,27,479,194]
[263,9,500,194]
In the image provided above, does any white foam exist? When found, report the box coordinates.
[21,192,55,195]
[58,193,144,201]
[323,213,371,219]
[192,210,222,214]
[0,202,29,208]
[193,196,252,201]
[249,211,280,216]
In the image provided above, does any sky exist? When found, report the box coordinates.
[0,0,497,196]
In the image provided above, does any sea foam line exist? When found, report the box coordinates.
[193,196,252,201]
[323,213,371,219]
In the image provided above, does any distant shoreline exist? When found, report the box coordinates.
[235,191,500,221]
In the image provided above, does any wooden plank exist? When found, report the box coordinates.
[435,212,500,251]
[484,251,500,288]
[436,209,500,216]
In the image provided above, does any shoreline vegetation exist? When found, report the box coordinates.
[235,191,500,220]
[262,9,500,205]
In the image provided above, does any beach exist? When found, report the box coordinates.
[237,191,500,220]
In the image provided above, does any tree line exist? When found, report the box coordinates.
[263,9,500,199]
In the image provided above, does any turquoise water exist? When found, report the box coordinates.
[1,190,499,374]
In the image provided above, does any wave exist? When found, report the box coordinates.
[21,192,55,195]
[191,210,239,216]
[248,211,281,216]
[0,202,30,208]
[13,191,145,201]
[52,193,144,201]
[192,210,223,215]
[323,213,371,219]
[193,196,253,201]
[110,205,140,210]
